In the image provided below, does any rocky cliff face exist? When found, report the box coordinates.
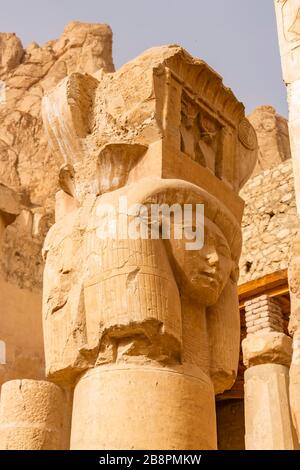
[248,105,291,176]
[0,22,114,289]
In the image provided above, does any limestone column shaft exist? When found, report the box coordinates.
[71,365,217,450]
[242,295,297,450]
[0,380,69,450]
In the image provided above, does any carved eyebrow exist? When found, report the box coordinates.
[217,234,229,245]
[218,243,230,255]
[208,233,230,252]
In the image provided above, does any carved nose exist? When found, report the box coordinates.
[206,251,219,267]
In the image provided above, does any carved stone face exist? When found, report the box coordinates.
[166,218,232,306]
[262,116,276,132]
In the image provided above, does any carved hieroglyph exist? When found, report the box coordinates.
[40,45,257,449]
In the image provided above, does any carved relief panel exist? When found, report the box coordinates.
[180,91,222,173]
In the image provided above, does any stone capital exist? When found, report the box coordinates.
[242,332,292,368]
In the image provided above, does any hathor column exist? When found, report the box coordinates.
[41,46,257,449]
[274,0,300,443]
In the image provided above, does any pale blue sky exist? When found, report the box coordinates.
[0,0,288,116]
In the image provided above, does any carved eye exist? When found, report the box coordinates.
[198,114,218,134]
[238,118,257,151]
